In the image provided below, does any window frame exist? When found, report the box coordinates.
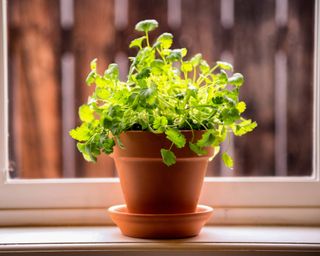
[0,0,320,225]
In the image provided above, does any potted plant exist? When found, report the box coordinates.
[70,19,257,238]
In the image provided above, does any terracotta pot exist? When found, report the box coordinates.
[112,130,213,214]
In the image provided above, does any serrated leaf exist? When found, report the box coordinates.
[222,152,233,169]
[165,128,186,148]
[155,32,173,49]
[196,130,215,147]
[69,124,91,141]
[79,104,94,122]
[236,101,246,113]
[161,148,176,166]
[77,143,94,162]
[77,142,99,162]
[221,107,240,125]
[129,36,146,49]
[232,119,257,136]
[217,61,233,71]
[95,88,110,100]
[101,137,115,154]
[228,73,244,87]
[181,61,193,73]
[135,19,158,32]
[189,142,207,156]
[153,116,168,131]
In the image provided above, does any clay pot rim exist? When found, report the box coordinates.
[108,204,213,217]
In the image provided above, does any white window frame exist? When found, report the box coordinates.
[0,0,319,226]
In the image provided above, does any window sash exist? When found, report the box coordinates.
[0,0,319,220]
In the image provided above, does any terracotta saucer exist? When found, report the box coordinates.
[108,204,213,239]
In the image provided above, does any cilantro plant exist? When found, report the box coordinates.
[70,19,257,168]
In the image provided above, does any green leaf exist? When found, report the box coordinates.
[189,142,207,156]
[228,73,244,87]
[232,119,257,136]
[153,116,168,131]
[196,130,215,147]
[212,96,224,105]
[129,36,146,49]
[155,32,173,49]
[85,70,95,85]
[165,128,186,148]
[135,19,159,33]
[90,58,97,71]
[221,107,240,125]
[216,70,228,85]
[217,61,233,71]
[104,63,119,80]
[161,148,176,166]
[101,137,115,154]
[199,60,210,73]
[187,84,197,98]
[166,48,187,62]
[77,142,99,162]
[222,152,233,169]
[69,123,91,141]
[190,53,202,67]
[77,143,94,162]
[181,61,193,73]
[136,67,151,80]
[236,101,246,113]
[101,115,113,129]
[140,84,156,98]
[95,88,110,100]
[79,104,94,122]
[150,59,164,74]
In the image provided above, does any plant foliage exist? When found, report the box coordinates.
[70,19,257,167]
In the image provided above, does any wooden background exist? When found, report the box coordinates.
[8,0,314,178]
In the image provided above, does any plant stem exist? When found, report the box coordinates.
[145,32,150,47]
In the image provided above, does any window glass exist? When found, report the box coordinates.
[8,0,314,178]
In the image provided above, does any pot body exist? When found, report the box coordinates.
[113,131,213,214]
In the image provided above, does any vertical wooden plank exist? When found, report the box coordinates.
[180,0,221,63]
[73,0,116,177]
[286,0,314,176]
[124,0,169,56]
[233,0,276,176]
[181,0,222,176]
[8,0,62,178]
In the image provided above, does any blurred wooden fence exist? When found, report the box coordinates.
[8,0,314,178]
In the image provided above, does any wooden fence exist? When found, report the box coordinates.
[8,0,314,178]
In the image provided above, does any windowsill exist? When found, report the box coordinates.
[1,226,320,254]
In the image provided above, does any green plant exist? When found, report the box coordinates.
[70,19,257,167]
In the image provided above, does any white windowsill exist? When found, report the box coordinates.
[1,226,320,254]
